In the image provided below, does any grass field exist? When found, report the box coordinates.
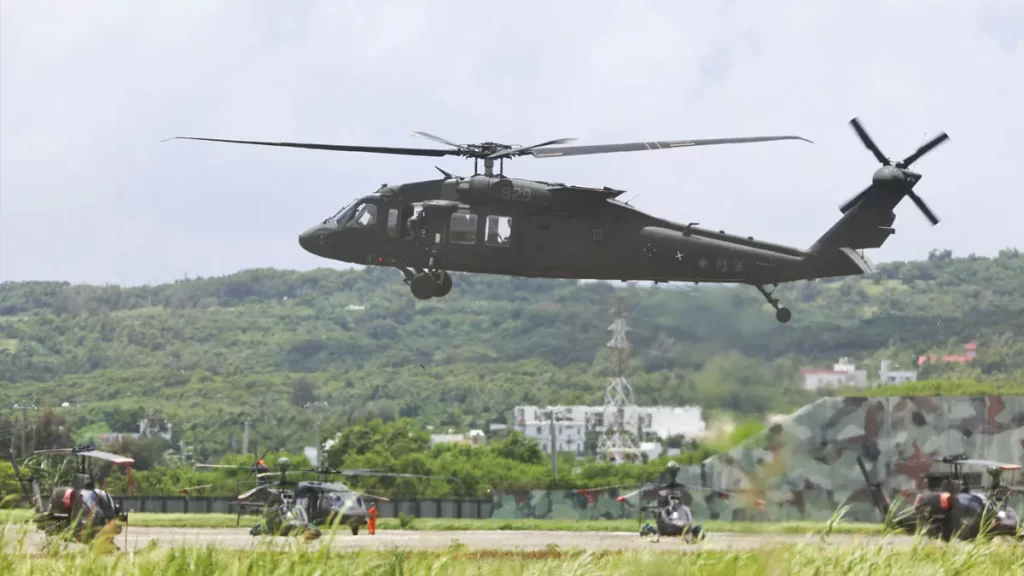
[2,507,1021,575]
[2,533,1022,575]
[0,508,885,535]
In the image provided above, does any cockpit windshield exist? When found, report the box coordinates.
[331,199,378,229]
[330,200,358,224]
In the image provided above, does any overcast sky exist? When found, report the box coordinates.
[1,1,1021,286]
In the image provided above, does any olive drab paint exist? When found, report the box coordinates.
[167,118,946,324]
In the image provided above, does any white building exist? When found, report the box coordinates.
[879,359,918,385]
[513,404,706,456]
[429,429,486,447]
[800,357,869,391]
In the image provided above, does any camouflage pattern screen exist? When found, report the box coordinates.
[489,395,1024,522]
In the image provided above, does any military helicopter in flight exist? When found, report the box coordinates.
[7,444,134,544]
[167,117,947,323]
[614,461,737,543]
[856,453,1023,541]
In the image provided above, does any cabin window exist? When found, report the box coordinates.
[593,229,603,241]
[400,206,415,238]
[485,215,511,246]
[387,208,399,237]
[449,212,478,244]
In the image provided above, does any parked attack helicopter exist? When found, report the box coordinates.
[168,117,947,322]
[614,461,738,543]
[180,456,452,536]
[857,453,1023,541]
[7,444,134,543]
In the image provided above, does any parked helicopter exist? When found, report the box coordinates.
[856,453,1023,541]
[614,461,737,543]
[167,117,947,323]
[7,444,134,543]
[180,456,451,536]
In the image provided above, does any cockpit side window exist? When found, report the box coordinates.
[351,204,377,228]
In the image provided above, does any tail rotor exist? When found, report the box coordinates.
[840,117,948,226]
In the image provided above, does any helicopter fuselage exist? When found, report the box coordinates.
[298,175,866,287]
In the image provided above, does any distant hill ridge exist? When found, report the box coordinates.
[1,248,1021,456]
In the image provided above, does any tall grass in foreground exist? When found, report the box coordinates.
[0,509,885,535]
[2,540,1023,576]
[2,507,1022,575]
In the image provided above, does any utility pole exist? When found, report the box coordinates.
[20,405,27,458]
[307,401,328,467]
[549,407,557,477]
[242,418,251,456]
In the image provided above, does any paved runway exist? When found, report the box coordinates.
[5,526,921,553]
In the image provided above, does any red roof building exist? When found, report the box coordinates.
[917,343,977,367]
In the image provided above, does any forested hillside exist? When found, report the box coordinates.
[0,248,1022,463]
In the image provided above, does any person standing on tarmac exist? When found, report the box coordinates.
[367,503,378,535]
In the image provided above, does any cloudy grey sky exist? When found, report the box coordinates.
[1,0,1021,286]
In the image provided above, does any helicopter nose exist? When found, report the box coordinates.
[298,226,322,255]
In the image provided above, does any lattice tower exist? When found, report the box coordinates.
[597,297,643,463]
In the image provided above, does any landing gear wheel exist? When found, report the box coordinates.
[755,284,792,323]
[775,307,792,323]
[432,271,453,297]
[410,273,437,300]
[350,524,360,536]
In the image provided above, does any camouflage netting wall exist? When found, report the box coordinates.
[489,395,1024,523]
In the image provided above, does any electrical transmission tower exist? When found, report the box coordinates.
[597,297,643,463]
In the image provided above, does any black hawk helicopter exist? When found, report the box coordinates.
[181,455,450,536]
[7,444,134,543]
[614,461,736,543]
[165,118,948,323]
[856,453,1023,541]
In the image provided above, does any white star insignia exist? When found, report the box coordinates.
[675,251,684,261]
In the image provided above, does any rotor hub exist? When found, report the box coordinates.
[872,165,907,184]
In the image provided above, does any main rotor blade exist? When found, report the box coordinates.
[237,484,269,501]
[849,117,889,165]
[958,458,1021,470]
[196,464,257,470]
[900,132,949,167]
[343,471,454,480]
[406,131,463,149]
[78,450,135,465]
[524,135,811,158]
[487,137,578,159]
[907,191,939,225]
[164,136,455,157]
